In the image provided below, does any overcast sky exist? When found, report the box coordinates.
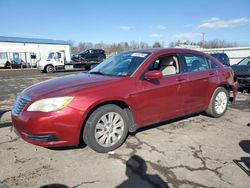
[0,0,250,46]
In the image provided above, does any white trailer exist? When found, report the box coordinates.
[0,45,40,68]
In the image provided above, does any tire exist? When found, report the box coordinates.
[4,61,11,69]
[90,64,98,70]
[83,104,129,153]
[205,87,229,118]
[97,56,103,62]
[46,65,54,73]
[85,64,91,71]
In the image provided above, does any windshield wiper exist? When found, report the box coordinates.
[89,71,122,77]
[89,71,105,75]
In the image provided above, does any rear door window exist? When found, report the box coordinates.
[206,58,220,69]
[182,54,209,73]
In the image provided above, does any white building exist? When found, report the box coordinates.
[0,36,70,68]
[176,44,250,65]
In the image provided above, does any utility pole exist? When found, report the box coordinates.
[202,32,205,48]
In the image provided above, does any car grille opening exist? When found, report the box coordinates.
[12,94,31,116]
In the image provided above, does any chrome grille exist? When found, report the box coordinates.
[12,94,31,116]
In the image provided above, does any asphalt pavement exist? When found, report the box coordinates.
[0,69,250,188]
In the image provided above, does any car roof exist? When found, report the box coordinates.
[79,49,105,53]
[124,48,207,56]
[209,52,227,54]
[209,53,228,57]
[89,49,104,51]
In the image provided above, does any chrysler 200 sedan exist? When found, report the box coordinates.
[12,48,237,153]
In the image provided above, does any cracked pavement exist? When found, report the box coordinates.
[0,69,250,188]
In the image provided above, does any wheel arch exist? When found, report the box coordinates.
[78,99,137,145]
[44,64,54,72]
[219,83,231,92]
[209,84,230,102]
[219,83,236,102]
[205,86,229,117]
[205,83,231,109]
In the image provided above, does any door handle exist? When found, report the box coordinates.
[176,77,186,82]
[208,72,215,76]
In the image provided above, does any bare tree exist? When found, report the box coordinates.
[130,41,139,49]
[168,39,238,49]
[204,39,238,48]
[70,38,240,55]
[71,46,79,55]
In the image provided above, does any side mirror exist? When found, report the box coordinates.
[144,70,162,80]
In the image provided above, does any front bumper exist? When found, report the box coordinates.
[237,76,250,89]
[37,65,45,71]
[12,106,85,147]
[22,132,59,142]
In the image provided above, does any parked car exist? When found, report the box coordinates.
[209,52,230,66]
[75,49,106,62]
[71,54,79,62]
[12,48,237,153]
[231,56,250,90]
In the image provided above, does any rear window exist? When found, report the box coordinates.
[210,53,230,66]
[90,49,104,54]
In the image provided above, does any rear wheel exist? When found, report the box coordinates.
[83,104,129,153]
[205,87,229,117]
[85,64,91,71]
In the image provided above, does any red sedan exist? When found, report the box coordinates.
[12,48,237,153]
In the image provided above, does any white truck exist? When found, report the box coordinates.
[37,51,98,73]
[37,51,85,73]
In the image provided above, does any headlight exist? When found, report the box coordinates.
[27,97,74,112]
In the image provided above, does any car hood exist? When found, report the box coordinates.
[22,73,122,100]
[231,65,250,76]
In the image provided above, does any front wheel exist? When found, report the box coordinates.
[83,104,129,153]
[46,65,54,73]
[97,56,104,62]
[205,87,229,118]
[4,61,12,68]
[90,63,98,70]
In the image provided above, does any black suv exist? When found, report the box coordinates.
[77,49,106,62]
[231,56,250,91]
[209,53,230,66]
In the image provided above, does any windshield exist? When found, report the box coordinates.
[238,57,250,65]
[89,52,150,76]
[48,52,55,59]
